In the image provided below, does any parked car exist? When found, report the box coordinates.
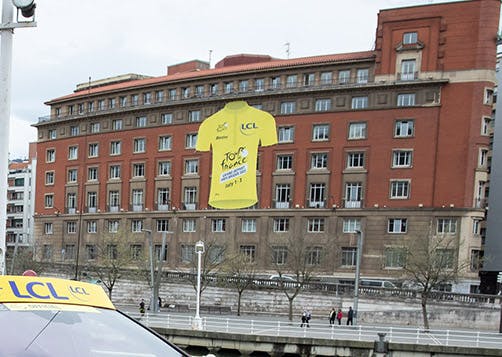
[360,279,397,289]
[0,275,188,356]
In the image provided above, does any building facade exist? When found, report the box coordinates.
[32,1,500,292]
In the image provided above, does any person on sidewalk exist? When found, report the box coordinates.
[346,306,354,325]
[336,308,343,325]
[329,308,336,326]
[139,299,145,316]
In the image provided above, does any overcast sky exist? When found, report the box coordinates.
[4,0,469,159]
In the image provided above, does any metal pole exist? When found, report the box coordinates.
[195,250,202,318]
[147,230,154,312]
[353,229,364,325]
[0,0,14,275]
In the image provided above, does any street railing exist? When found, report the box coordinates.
[131,312,502,349]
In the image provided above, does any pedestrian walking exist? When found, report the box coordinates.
[336,308,343,325]
[139,299,145,316]
[329,308,336,326]
[306,310,311,327]
[346,306,354,325]
[158,296,162,311]
[300,309,307,327]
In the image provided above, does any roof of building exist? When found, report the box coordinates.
[46,51,376,105]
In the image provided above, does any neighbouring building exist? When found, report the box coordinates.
[32,0,500,293]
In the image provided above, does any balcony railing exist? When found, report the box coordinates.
[183,203,197,210]
[308,200,326,208]
[108,205,120,213]
[131,204,143,212]
[274,200,290,209]
[343,199,363,208]
[157,203,170,211]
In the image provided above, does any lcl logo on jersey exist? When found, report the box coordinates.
[240,122,258,135]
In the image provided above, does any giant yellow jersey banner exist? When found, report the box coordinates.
[196,101,277,209]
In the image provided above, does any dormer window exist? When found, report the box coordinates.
[403,32,418,45]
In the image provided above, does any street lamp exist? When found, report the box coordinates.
[192,240,205,330]
[353,229,364,325]
[0,0,36,275]
[142,229,155,312]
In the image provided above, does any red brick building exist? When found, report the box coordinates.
[32,0,499,292]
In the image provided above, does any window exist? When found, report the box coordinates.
[286,75,297,88]
[320,72,332,84]
[278,126,294,143]
[97,100,105,111]
[67,221,76,234]
[67,169,78,183]
[87,167,98,181]
[394,120,414,137]
[90,122,100,133]
[70,125,80,136]
[132,163,145,177]
[397,93,416,107]
[131,219,143,233]
[239,80,249,92]
[112,119,122,130]
[307,218,325,233]
[131,94,139,106]
[88,101,94,112]
[132,189,143,209]
[347,152,364,169]
[45,149,56,162]
[311,152,328,169]
[470,249,482,271]
[133,138,145,153]
[119,96,127,107]
[479,149,489,167]
[315,99,332,112]
[182,87,191,98]
[343,218,361,233]
[303,73,315,86]
[356,68,369,84]
[309,183,326,208]
[143,92,152,104]
[437,218,457,234]
[390,180,410,199]
[255,78,265,91]
[185,133,197,148]
[388,218,407,233]
[106,245,117,260]
[159,136,172,151]
[312,124,329,141]
[210,83,219,95]
[44,194,54,208]
[341,247,357,266]
[481,117,491,136]
[351,96,368,109]
[45,171,54,185]
[181,245,194,263]
[272,246,288,265]
[484,88,494,105]
[68,146,78,160]
[273,218,289,232]
[403,31,418,44]
[184,187,197,208]
[84,245,96,260]
[109,165,121,179]
[271,76,281,89]
[184,159,199,174]
[280,101,296,114]
[305,247,322,265]
[109,98,116,108]
[400,59,416,80]
[385,247,405,268]
[348,122,367,139]
[44,223,53,235]
[87,220,97,233]
[183,218,196,232]
[130,244,143,260]
[224,82,233,94]
[194,85,204,97]
[212,218,226,232]
[435,249,454,269]
[136,116,147,127]
[274,184,291,208]
[110,141,121,155]
[48,129,56,139]
[67,193,76,210]
[156,219,169,232]
[88,143,99,158]
[161,113,173,124]
[158,161,171,176]
[276,154,293,170]
[338,70,350,84]
[155,244,168,261]
[241,218,256,233]
[87,192,97,210]
[392,150,413,167]
[109,191,120,209]
[168,89,177,100]
[345,182,362,207]
[188,110,201,122]
[239,245,256,263]
[157,188,170,207]
[78,103,84,114]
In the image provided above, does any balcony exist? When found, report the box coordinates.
[308,200,326,208]
[157,203,170,211]
[397,72,419,81]
[474,197,487,209]
[343,199,363,208]
[66,208,76,214]
[108,205,120,213]
[131,204,143,212]
[183,203,197,210]
[274,200,290,209]
[86,207,97,213]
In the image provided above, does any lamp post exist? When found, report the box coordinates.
[192,240,205,330]
[0,0,36,275]
[142,229,155,312]
[353,229,364,325]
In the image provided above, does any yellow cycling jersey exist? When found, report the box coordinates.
[196,101,277,209]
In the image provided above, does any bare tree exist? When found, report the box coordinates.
[6,245,45,276]
[221,252,257,315]
[402,220,468,330]
[85,226,138,299]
